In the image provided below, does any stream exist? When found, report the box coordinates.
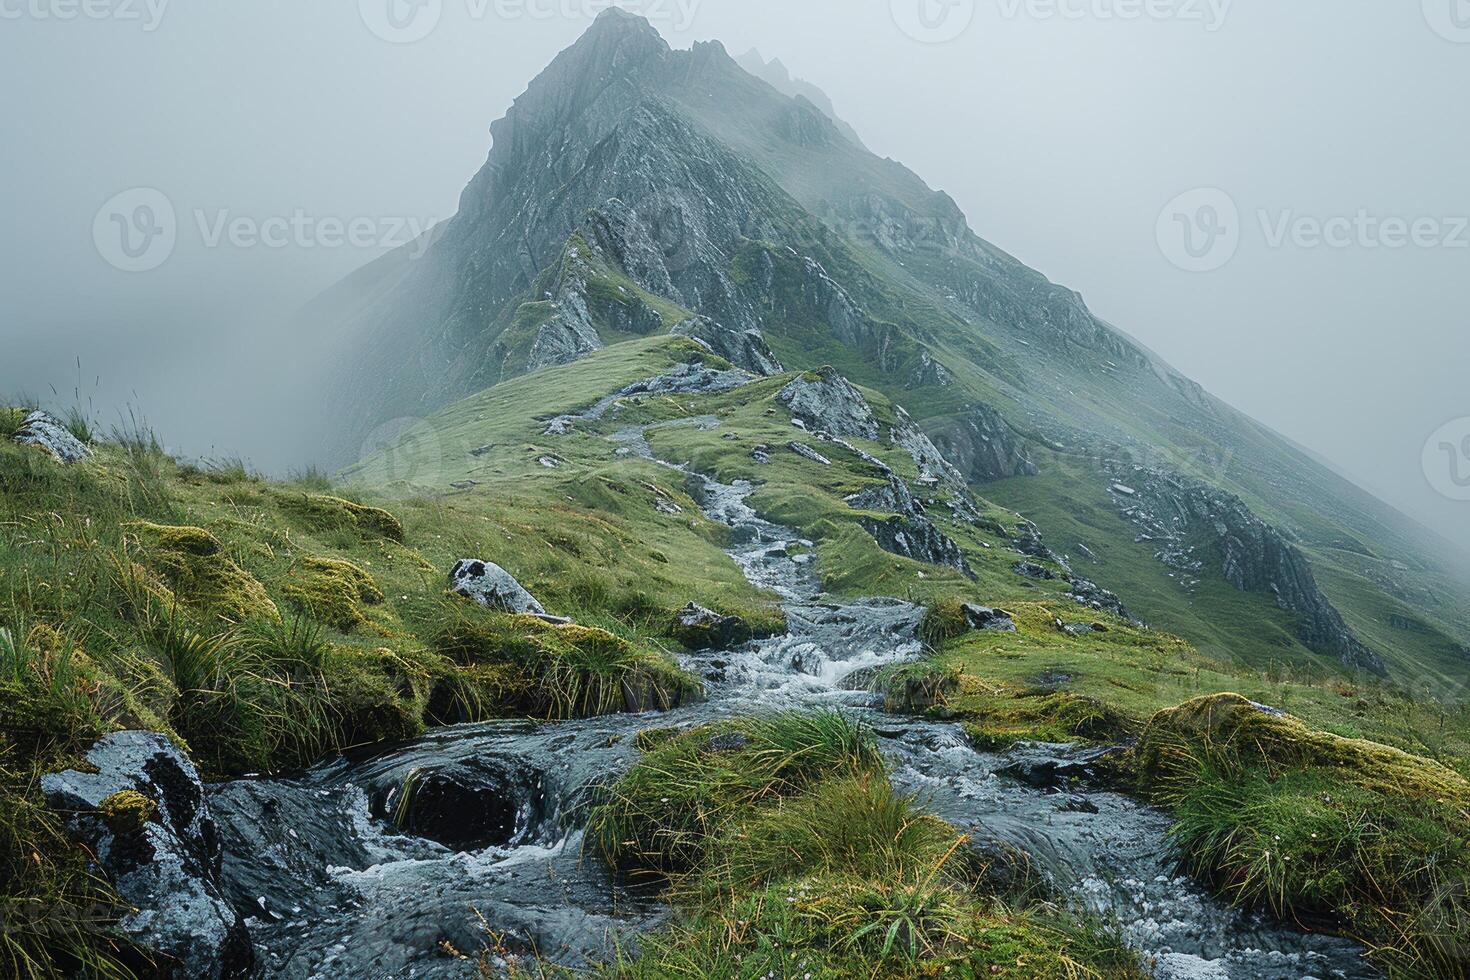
[209,418,1375,979]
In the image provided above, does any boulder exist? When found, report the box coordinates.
[959,604,1017,633]
[11,410,91,464]
[1012,560,1055,581]
[671,602,750,651]
[777,366,880,439]
[374,759,548,852]
[449,559,547,616]
[41,732,253,979]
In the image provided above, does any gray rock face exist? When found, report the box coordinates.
[960,604,1017,633]
[1065,576,1137,624]
[449,559,547,616]
[11,410,92,464]
[1107,467,1386,675]
[786,441,832,466]
[670,316,783,376]
[928,404,1037,484]
[845,474,920,515]
[778,367,879,439]
[41,732,253,979]
[1013,561,1055,581]
[860,514,972,578]
[671,602,751,651]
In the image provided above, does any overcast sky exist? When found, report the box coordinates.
[1,0,1466,549]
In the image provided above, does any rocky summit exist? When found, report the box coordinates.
[6,10,1470,980]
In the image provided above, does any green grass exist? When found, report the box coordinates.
[587,712,1144,979]
[1129,694,1470,978]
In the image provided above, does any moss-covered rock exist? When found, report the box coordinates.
[282,555,385,631]
[1131,693,1470,978]
[126,522,279,623]
[96,788,157,834]
[434,611,700,719]
[1134,693,1470,804]
[277,493,405,542]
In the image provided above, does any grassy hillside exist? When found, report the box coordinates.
[6,337,1470,976]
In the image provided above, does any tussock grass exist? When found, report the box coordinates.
[586,711,882,879]
[1134,694,1470,978]
[589,710,1143,978]
[433,605,697,720]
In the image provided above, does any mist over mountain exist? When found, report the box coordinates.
[6,9,1470,979]
[305,8,1468,691]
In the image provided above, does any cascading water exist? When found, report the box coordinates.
[210,420,1375,979]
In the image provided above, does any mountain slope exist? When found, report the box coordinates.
[313,8,1469,686]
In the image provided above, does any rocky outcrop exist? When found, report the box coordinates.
[1107,468,1385,675]
[844,474,920,515]
[670,316,783,376]
[42,733,253,979]
[11,410,91,464]
[778,366,880,439]
[449,560,547,616]
[546,362,754,433]
[959,604,1017,633]
[671,602,751,651]
[1065,576,1136,623]
[928,404,1037,484]
[860,514,972,578]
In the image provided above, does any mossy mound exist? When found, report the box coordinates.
[874,658,960,713]
[282,556,385,631]
[434,611,699,719]
[96,789,156,835]
[1135,693,1470,805]
[586,711,885,879]
[1132,693,1470,978]
[126,522,278,623]
[917,597,973,647]
[956,681,1130,751]
[277,493,405,542]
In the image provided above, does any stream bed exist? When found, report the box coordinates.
[210,426,1375,979]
